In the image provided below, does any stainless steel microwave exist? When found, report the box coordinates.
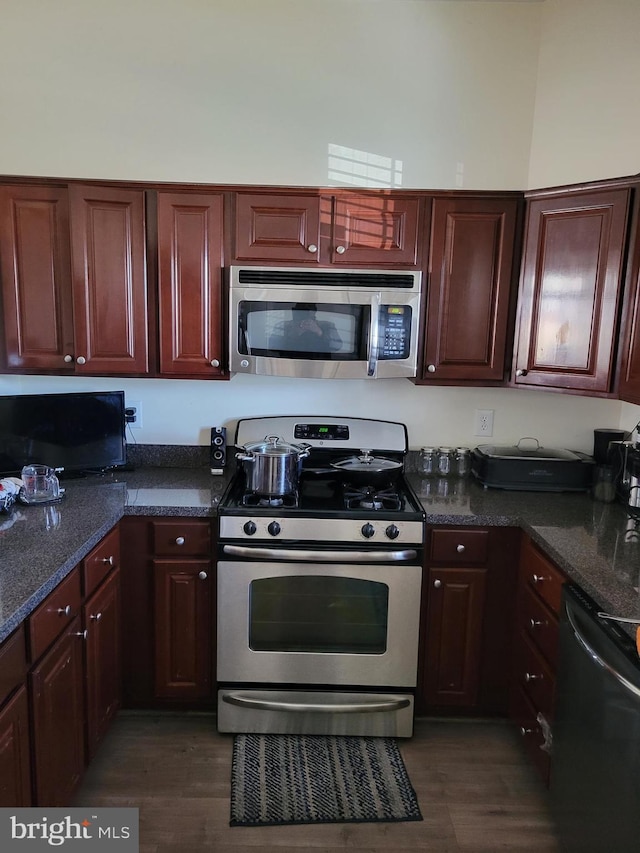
[229,266,422,380]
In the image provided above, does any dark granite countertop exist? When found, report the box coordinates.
[1,466,639,645]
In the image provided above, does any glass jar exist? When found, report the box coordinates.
[455,447,471,477]
[419,447,438,476]
[437,447,453,477]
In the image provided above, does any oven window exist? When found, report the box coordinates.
[239,301,368,360]
[249,575,389,654]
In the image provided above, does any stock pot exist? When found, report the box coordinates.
[236,434,310,495]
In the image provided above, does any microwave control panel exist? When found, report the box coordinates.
[379,306,411,360]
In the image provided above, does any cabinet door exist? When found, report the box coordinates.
[331,193,422,267]
[422,566,487,708]
[83,569,121,761]
[0,687,31,807]
[69,185,148,374]
[0,185,74,371]
[422,196,520,381]
[514,188,630,392]
[154,559,212,700]
[618,192,640,404]
[157,192,225,376]
[30,617,85,806]
[234,193,321,262]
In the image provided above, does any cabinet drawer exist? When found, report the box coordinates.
[82,526,120,597]
[520,537,566,614]
[430,529,489,563]
[519,582,559,668]
[27,568,81,663]
[151,520,211,557]
[513,629,555,718]
[509,684,551,786]
[0,625,26,706]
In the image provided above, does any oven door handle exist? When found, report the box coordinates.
[222,692,411,714]
[222,544,418,562]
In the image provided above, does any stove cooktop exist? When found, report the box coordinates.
[220,471,424,520]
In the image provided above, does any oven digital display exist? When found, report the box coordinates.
[294,423,350,441]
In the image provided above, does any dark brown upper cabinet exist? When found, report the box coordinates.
[418,195,521,383]
[0,184,75,372]
[68,185,149,375]
[156,191,225,377]
[233,190,424,267]
[617,183,640,405]
[513,186,631,394]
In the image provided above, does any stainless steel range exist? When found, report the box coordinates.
[216,416,424,737]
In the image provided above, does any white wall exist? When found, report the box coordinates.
[0,0,540,190]
[0,0,637,448]
[528,0,640,188]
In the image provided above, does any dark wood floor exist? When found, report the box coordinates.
[73,713,560,852]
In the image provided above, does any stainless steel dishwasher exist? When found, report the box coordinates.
[551,583,640,851]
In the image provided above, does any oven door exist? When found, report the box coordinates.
[230,287,420,380]
[217,556,422,688]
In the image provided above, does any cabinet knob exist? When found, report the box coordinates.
[57,605,72,617]
[175,537,185,545]
[210,359,220,368]
[74,629,88,640]
[90,612,102,621]
[433,579,442,588]
[307,244,318,253]
[76,356,86,365]
[335,245,346,255]
[515,368,528,377]
[524,672,542,682]
[63,354,74,363]
[529,618,546,628]
[198,571,208,580]
[532,574,544,584]
[427,364,436,373]
[520,726,534,736]
[102,555,114,566]
[456,544,465,553]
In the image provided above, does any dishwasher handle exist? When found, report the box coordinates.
[565,599,640,701]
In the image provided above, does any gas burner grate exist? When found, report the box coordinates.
[343,484,404,512]
[241,491,299,509]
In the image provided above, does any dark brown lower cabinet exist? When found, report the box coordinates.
[83,568,121,761]
[422,566,487,707]
[120,516,215,709]
[0,686,31,806]
[29,616,86,806]
[154,559,212,700]
[417,526,521,716]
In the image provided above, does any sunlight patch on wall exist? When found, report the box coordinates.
[328,144,403,188]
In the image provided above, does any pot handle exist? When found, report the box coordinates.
[235,451,255,463]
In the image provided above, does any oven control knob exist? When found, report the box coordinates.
[267,521,281,537]
[385,524,400,540]
[361,523,375,539]
[243,521,257,536]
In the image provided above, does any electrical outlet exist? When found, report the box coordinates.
[125,401,142,430]
[474,409,494,437]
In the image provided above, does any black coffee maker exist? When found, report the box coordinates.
[600,428,640,511]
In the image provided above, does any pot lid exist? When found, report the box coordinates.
[331,450,403,473]
[242,434,308,457]
[475,442,582,462]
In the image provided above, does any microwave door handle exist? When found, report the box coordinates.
[367,302,380,377]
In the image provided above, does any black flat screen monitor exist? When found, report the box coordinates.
[0,391,127,476]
